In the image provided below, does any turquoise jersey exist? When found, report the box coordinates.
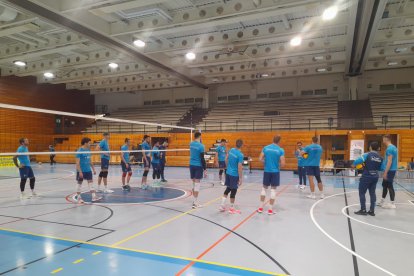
[151,146,160,164]
[226,148,244,177]
[262,144,285,173]
[189,141,205,167]
[17,145,30,167]
[142,141,151,157]
[76,147,92,172]
[216,145,227,162]
[121,144,129,162]
[382,144,398,171]
[295,149,305,166]
[303,144,323,167]
[99,139,110,160]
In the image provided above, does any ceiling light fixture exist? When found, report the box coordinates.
[43,72,54,78]
[387,61,398,66]
[394,47,407,53]
[185,52,196,60]
[322,6,338,21]
[313,56,324,61]
[261,73,269,77]
[133,39,146,48]
[108,62,118,69]
[13,60,26,67]
[290,36,302,47]
[316,68,327,72]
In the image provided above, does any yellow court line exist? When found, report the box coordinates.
[51,268,63,274]
[92,251,102,255]
[72,258,84,264]
[111,196,222,247]
[0,226,283,275]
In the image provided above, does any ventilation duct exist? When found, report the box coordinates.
[0,6,18,22]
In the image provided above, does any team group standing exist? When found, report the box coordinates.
[13,132,399,216]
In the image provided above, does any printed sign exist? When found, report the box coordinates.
[0,156,14,167]
[350,140,364,160]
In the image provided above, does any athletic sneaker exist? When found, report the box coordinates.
[306,194,316,199]
[229,208,241,214]
[376,199,385,207]
[103,188,114,193]
[257,207,263,213]
[192,203,202,209]
[220,181,225,186]
[31,191,38,197]
[367,210,375,216]
[267,209,275,215]
[161,179,168,182]
[122,185,129,191]
[382,203,396,209]
[20,192,26,199]
[320,194,325,199]
[354,210,367,216]
[300,185,305,190]
[219,205,226,212]
[141,185,148,190]
[92,196,102,202]
[97,186,103,192]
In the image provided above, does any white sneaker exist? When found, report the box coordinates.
[220,181,225,186]
[307,194,316,199]
[300,185,305,190]
[382,203,396,209]
[320,194,325,199]
[219,205,226,212]
[31,191,38,197]
[103,188,114,193]
[97,186,103,192]
[377,199,385,207]
[20,192,26,199]
[192,203,203,209]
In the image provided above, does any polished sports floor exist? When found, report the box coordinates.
[0,164,413,276]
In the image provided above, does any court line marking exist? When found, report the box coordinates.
[176,184,291,276]
[0,227,277,275]
[50,267,63,274]
[72,258,84,264]
[310,191,396,276]
[342,203,414,236]
[111,195,221,246]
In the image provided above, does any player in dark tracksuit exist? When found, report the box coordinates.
[353,141,383,216]
[159,141,168,182]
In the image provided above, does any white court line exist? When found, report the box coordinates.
[310,191,396,276]
[341,204,414,236]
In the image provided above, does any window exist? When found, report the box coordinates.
[301,90,313,96]
[269,92,281,98]
[144,101,151,105]
[264,111,280,116]
[152,100,161,105]
[185,98,195,103]
[314,89,327,95]
[379,84,395,91]
[228,95,239,101]
[396,83,411,89]
[195,98,203,103]
[218,96,227,101]
[257,93,268,99]
[240,94,250,100]
[281,91,293,97]
[161,100,170,105]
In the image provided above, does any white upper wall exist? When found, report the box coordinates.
[95,68,414,111]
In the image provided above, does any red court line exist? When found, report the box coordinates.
[175,184,290,275]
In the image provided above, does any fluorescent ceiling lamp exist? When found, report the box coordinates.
[133,39,146,47]
[13,60,26,67]
[394,47,407,53]
[387,61,398,66]
[290,36,302,47]
[43,72,54,78]
[108,62,118,69]
[185,52,196,60]
[316,68,327,72]
[322,6,338,21]
[313,56,324,60]
[261,73,269,77]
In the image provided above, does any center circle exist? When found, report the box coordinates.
[68,187,188,204]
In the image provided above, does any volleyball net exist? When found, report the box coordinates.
[0,103,194,178]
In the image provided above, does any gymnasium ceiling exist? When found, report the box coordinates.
[0,0,413,94]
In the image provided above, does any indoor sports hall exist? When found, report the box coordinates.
[0,0,413,276]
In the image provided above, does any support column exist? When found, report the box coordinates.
[203,88,209,109]
[348,77,358,100]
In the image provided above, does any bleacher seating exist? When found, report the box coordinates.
[83,105,193,133]
[197,96,338,131]
[370,92,414,128]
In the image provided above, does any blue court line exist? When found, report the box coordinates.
[0,229,281,275]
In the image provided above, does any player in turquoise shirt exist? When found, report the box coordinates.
[189,132,206,209]
[378,135,398,209]
[75,137,101,203]
[219,139,244,214]
[301,136,324,199]
[141,135,152,190]
[13,138,37,199]
[151,141,161,185]
[258,135,285,215]
[294,141,307,189]
[120,138,132,191]
[97,132,112,193]
[215,139,227,186]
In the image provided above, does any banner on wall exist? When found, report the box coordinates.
[350,140,365,160]
[0,156,14,167]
